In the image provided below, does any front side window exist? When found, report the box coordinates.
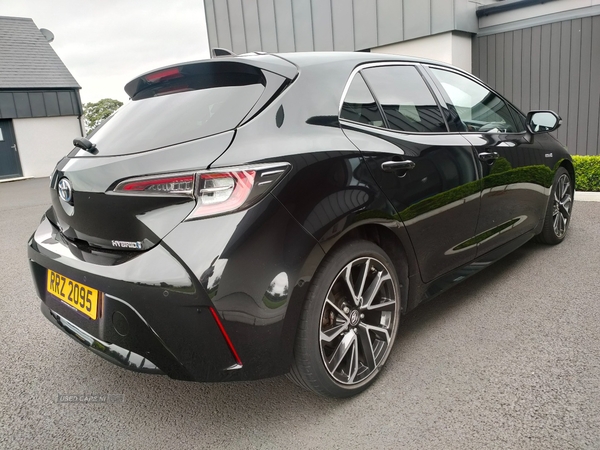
[360,65,447,133]
[430,68,521,133]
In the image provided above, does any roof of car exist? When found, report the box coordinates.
[272,51,449,68]
[124,51,462,98]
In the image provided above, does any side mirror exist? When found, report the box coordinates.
[526,110,561,134]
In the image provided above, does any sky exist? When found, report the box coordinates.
[1,0,210,104]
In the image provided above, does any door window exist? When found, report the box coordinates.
[360,66,447,133]
[340,73,385,127]
[430,68,521,133]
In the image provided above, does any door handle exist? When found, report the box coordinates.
[478,152,499,163]
[11,144,17,152]
[381,160,415,173]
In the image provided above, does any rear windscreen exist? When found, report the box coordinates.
[83,63,266,156]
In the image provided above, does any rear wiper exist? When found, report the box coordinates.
[73,137,98,155]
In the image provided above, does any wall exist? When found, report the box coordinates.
[12,116,82,178]
[203,0,478,53]
[0,89,81,119]
[479,0,600,29]
[373,31,473,72]
[473,15,600,156]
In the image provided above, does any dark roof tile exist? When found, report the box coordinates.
[0,16,80,89]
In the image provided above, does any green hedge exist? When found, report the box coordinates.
[573,155,600,192]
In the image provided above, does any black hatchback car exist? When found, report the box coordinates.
[28,52,574,398]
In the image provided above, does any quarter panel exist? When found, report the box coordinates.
[162,194,324,379]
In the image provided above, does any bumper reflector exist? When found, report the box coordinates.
[209,307,243,368]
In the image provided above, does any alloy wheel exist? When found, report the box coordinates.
[552,173,572,239]
[319,256,398,385]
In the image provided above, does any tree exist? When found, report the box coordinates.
[83,98,123,133]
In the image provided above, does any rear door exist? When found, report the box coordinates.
[340,64,481,283]
[427,67,551,256]
[0,120,22,179]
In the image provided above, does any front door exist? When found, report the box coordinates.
[427,67,550,256]
[0,120,22,179]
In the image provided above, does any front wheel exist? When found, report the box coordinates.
[536,167,574,245]
[287,240,402,398]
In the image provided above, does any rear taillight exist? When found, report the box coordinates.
[114,174,195,196]
[111,163,290,219]
[191,170,256,218]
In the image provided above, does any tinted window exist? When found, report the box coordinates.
[340,73,385,127]
[509,105,527,132]
[430,68,520,133]
[361,66,446,133]
[86,65,266,155]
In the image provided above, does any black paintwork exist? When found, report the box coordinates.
[28,52,573,382]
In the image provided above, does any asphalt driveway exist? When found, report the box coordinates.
[1,178,599,449]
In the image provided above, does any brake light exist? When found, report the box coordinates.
[189,171,255,219]
[145,67,181,83]
[110,163,290,219]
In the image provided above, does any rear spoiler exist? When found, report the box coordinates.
[124,55,298,99]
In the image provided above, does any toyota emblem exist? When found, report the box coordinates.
[58,178,73,203]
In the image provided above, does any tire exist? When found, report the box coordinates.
[287,240,402,398]
[536,167,574,245]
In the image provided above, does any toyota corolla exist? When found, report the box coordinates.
[28,52,574,397]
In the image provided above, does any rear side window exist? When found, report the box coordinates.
[340,73,385,127]
[430,68,521,133]
[361,66,447,133]
[86,63,266,155]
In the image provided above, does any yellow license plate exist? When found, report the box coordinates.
[47,270,100,320]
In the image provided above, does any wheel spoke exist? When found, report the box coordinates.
[558,201,571,220]
[321,323,348,343]
[557,177,563,200]
[347,339,359,383]
[324,297,349,321]
[343,264,359,306]
[362,270,391,310]
[344,259,371,306]
[561,213,568,234]
[365,299,396,311]
[357,324,376,370]
[327,330,356,373]
[553,212,560,234]
[561,178,570,198]
[359,322,390,345]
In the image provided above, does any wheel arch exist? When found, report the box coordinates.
[319,221,416,315]
[559,158,575,190]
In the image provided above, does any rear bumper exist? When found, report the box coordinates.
[28,196,324,382]
[41,302,163,375]
[28,217,252,381]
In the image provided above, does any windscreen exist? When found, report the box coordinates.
[83,63,266,156]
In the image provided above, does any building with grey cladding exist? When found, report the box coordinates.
[204,0,600,156]
[0,16,83,180]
